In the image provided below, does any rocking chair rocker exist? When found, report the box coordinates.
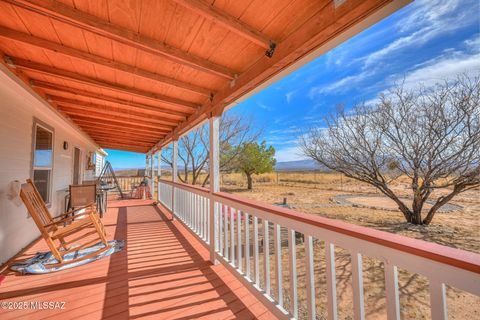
[19,179,111,268]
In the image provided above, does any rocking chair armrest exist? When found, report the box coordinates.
[53,203,96,220]
[46,204,96,227]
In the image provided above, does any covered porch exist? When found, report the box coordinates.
[0,199,276,320]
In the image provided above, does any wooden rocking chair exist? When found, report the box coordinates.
[20,179,111,267]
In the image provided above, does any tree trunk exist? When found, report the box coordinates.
[410,192,424,225]
[246,173,253,190]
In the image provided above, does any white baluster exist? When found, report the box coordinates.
[429,280,448,320]
[274,223,283,308]
[351,251,365,320]
[288,228,298,319]
[254,216,260,287]
[245,212,251,279]
[224,205,229,260]
[219,204,223,255]
[325,242,338,320]
[264,219,271,296]
[237,210,242,272]
[385,262,400,320]
[230,208,235,265]
[305,234,315,320]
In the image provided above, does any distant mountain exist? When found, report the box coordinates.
[115,160,326,175]
[275,159,327,171]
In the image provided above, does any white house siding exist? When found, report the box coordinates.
[95,152,106,177]
[0,66,101,265]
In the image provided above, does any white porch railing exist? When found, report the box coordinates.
[158,179,480,320]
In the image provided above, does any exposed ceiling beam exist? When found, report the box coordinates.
[72,119,168,134]
[92,137,154,147]
[31,80,191,119]
[80,127,163,140]
[87,132,159,144]
[150,0,412,152]
[49,95,180,127]
[98,143,148,153]
[76,122,165,138]
[65,114,170,133]
[3,0,236,79]
[7,56,199,111]
[58,106,173,131]
[171,0,272,49]
[0,26,213,97]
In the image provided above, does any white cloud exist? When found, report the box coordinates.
[398,52,480,89]
[361,0,478,69]
[465,35,480,51]
[364,48,480,106]
[285,90,297,104]
[274,145,308,162]
[309,70,373,98]
[257,102,272,111]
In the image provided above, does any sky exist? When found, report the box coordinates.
[106,0,480,169]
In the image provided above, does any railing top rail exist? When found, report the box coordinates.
[160,179,210,194]
[213,190,480,274]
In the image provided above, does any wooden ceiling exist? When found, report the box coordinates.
[0,0,410,154]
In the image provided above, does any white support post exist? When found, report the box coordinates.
[157,149,161,202]
[150,152,154,198]
[145,153,149,177]
[209,116,219,264]
[172,140,178,219]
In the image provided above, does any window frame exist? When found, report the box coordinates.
[31,118,55,206]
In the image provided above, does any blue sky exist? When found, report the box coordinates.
[107,0,480,169]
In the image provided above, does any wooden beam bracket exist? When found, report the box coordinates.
[4,55,15,68]
[265,41,277,58]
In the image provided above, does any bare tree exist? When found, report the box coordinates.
[300,76,480,225]
[161,114,261,186]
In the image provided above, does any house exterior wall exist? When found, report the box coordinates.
[0,66,101,265]
[95,152,106,177]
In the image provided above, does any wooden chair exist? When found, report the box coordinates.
[20,179,111,267]
[68,183,97,214]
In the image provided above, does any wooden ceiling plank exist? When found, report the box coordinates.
[7,56,200,109]
[49,95,180,126]
[3,0,237,79]
[58,106,173,130]
[30,80,191,118]
[98,143,147,152]
[171,0,272,49]
[86,133,160,144]
[0,26,213,96]
[92,137,154,147]
[57,104,177,128]
[65,114,170,133]
[76,122,165,138]
[79,126,163,139]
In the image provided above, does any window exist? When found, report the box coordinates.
[32,121,54,204]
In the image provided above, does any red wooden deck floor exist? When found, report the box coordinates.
[0,199,277,320]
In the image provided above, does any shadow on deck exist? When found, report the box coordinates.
[0,199,276,320]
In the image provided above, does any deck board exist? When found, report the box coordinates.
[0,199,277,320]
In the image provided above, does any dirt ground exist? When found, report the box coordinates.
[219,171,480,320]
